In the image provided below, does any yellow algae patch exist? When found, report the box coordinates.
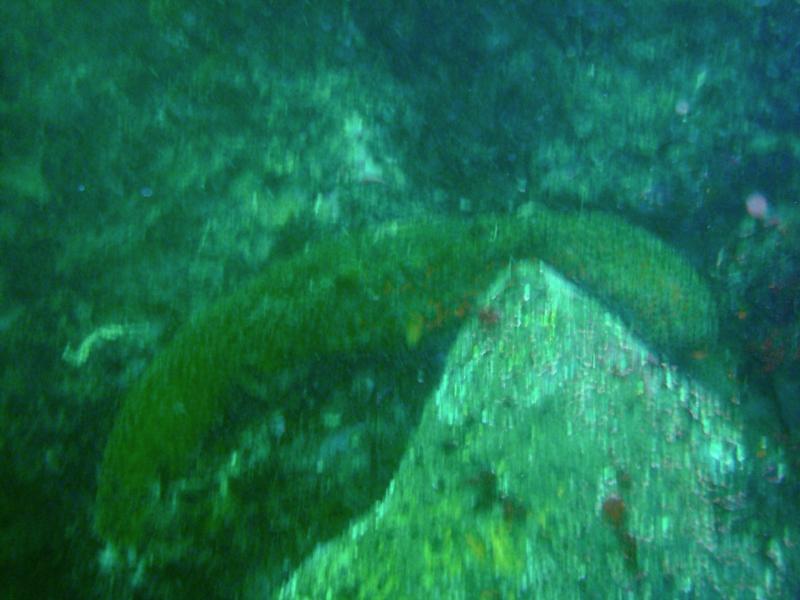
[405,312,426,348]
[489,519,524,577]
[465,531,488,563]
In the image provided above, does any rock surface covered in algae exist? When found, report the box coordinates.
[95,206,718,547]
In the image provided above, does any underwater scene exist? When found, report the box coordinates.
[2,1,800,598]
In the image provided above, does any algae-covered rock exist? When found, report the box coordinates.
[95,207,718,551]
[277,263,796,599]
[95,218,506,547]
[516,202,718,354]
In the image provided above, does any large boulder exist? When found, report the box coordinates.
[277,262,798,599]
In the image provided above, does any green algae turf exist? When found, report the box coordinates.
[95,207,718,546]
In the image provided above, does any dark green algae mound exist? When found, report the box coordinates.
[95,205,718,547]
